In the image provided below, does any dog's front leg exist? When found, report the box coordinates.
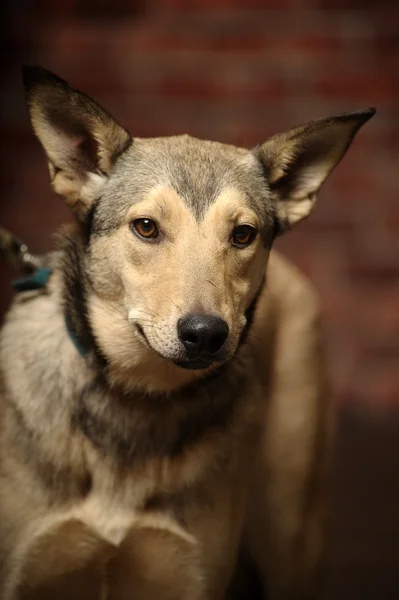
[8,519,115,600]
[107,525,205,600]
[245,265,334,599]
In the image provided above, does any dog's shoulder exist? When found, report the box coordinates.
[251,250,325,390]
[266,251,321,321]
[254,250,322,345]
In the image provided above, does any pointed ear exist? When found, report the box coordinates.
[23,66,132,218]
[254,109,375,232]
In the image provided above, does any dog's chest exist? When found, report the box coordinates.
[73,475,150,545]
[70,360,260,546]
[70,445,203,547]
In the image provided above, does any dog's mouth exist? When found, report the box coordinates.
[136,324,223,371]
[172,358,216,371]
[136,323,152,348]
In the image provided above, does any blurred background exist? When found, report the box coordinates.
[0,0,398,598]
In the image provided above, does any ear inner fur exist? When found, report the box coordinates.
[254,108,376,232]
[23,66,132,217]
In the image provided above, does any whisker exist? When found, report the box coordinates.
[163,295,181,311]
[206,279,219,290]
[129,308,159,319]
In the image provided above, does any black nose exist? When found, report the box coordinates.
[177,314,229,356]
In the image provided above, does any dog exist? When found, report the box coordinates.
[0,66,375,600]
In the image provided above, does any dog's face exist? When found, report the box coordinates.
[23,67,374,389]
[85,137,272,373]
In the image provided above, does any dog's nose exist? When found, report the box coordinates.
[177,314,229,355]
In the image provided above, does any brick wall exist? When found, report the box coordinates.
[1,0,398,409]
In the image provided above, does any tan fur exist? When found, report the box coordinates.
[245,254,334,598]
[88,186,267,392]
[0,253,331,600]
[0,67,375,600]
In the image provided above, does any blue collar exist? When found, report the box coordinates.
[12,267,87,357]
[11,267,53,292]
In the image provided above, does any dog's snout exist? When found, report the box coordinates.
[178,314,229,356]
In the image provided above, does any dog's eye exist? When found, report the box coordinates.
[231,225,257,248]
[131,218,159,240]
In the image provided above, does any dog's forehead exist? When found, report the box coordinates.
[94,135,272,232]
[119,135,265,206]
[127,134,254,173]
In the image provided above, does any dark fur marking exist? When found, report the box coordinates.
[60,228,108,368]
[73,366,246,467]
[254,156,288,240]
[83,196,101,245]
[271,211,284,239]
[5,397,91,500]
[141,491,189,532]
[111,134,133,164]
[238,275,266,349]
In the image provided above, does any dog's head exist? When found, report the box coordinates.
[23,67,374,391]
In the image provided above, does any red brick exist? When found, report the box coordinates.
[315,72,397,104]
[155,0,304,9]
[1,0,398,414]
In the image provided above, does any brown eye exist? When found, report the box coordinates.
[131,218,159,240]
[231,225,257,248]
